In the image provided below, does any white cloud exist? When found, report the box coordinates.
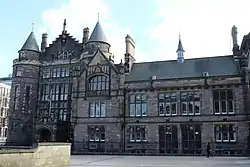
[148,0,250,61]
[39,0,134,63]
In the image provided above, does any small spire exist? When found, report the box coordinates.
[63,19,67,32]
[177,34,184,52]
[31,22,34,32]
[176,33,184,63]
[98,13,100,22]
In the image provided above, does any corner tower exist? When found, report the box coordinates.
[7,30,40,146]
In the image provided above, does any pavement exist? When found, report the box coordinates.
[69,155,250,167]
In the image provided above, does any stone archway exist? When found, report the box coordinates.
[39,128,52,142]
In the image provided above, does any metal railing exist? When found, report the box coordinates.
[71,141,250,156]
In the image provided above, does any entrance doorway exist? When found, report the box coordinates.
[181,124,202,154]
[159,125,178,154]
[39,128,52,142]
[56,122,69,142]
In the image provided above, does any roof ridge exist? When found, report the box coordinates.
[134,55,234,65]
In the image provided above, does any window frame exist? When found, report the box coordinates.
[212,89,235,115]
[88,75,109,91]
[89,102,106,118]
[129,94,148,117]
[180,91,201,116]
[158,92,177,116]
[88,125,106,142]
[129,125,147,142]
[214,124,237,143]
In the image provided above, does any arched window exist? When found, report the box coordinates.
[88,75,109,91]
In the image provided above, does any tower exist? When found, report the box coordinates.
[124,34,136,73]
[7,30,40,146]
[176,34,185,63]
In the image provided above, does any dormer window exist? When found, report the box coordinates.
[87,75,109,96]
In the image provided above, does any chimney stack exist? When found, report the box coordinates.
[83,27,89,44]
[41,33,48,53]
[124,34,136,73]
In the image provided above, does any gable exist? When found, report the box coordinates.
[87,49,118,74]
[88,50,109,66]
[42,33,82,61]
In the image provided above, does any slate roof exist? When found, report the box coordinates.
[88,22,108,43]
[125,55,239,82]
[20,32,40,52]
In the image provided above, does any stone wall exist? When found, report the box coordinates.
[0,143,71,167]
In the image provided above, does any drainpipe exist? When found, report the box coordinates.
[123,88,126,152]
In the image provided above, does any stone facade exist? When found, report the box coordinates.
[0,83,10,145]
[7,21,250,155]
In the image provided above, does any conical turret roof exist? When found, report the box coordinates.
[20,32,40,52]
[88,21,108,43]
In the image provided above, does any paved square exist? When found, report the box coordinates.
[69,155,250,167]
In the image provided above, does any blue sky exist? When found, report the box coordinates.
[1,0,250,77]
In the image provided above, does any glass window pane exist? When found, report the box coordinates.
[182,102,187,115]
[130,104,135,116]
[159,102,164,115]
[130,127,135,141]
[129,95,135,103]
[227,90,233,100]
[228,100,234,113]
[141,103,147,116]
[136,103,141,116]
[213,91,219,100]
[100,103,106,117]
[194,101,200,114]
[171,93,176,102]
[220,91,226,100]
[171,102,177,115]
[90,103,95,117]
[166,102,171,115]
[141,127,146,141]
[159,93,164,100]
[221,101,227,113]
[188,101,194,115]
[214,101,220,113]
[96,103,100,117]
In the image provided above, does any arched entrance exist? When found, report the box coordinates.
[39,128,52,142]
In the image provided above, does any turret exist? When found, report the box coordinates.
[124,34,136,73]
[176,34,185,63]
[7,29,40,146]
[85,18,111,54]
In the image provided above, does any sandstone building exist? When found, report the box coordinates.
[7,20,250,155]
[0,82,10,145]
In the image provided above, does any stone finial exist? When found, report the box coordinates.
[231,25,238,46]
